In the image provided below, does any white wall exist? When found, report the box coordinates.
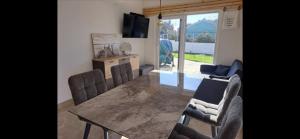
[144,16,159,67]
[215,10,243,65]
[143,0,243,66]
[58,0,145,104]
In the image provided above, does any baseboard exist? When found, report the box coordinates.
[58,99,74,113]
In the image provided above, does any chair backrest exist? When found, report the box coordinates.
[68,69,107,105]
[227,59,243,77]
[216,96,243,139]
[215,74,241,124]
[111,62,133,87]
[169,97,242,139]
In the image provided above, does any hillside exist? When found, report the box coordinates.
[186,19,218,40]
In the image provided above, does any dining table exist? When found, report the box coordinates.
[69,70,204,139]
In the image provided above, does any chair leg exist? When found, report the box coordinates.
[211,125,217,137]
[182,115,190,126]
[102,127,109,139]
[83,123,91,139]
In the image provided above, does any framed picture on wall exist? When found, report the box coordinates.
[91,33,121,58]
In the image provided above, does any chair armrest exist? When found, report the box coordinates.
[184,107,211,122]
[200,65,217,74]
[184,107,219,126]
[207,77,230,82]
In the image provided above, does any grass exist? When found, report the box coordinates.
[172,52,213,63]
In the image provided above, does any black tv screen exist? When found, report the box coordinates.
[122,14,135,38]
[122,13,149,38]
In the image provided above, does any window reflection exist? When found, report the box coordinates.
[158,71,203,91]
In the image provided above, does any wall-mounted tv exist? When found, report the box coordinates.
[122,13,149,38]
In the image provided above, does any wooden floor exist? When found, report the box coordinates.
[58,103,242,139]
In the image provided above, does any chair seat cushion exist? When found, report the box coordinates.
[190,98,218,109]
[193,79,228,105]
[184,106,218,125]
[187,99,219,123]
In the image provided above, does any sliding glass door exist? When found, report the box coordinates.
[158,12,219,74]
[184,12,219,73]
[159,18,181,72]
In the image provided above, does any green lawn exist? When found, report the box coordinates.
[172,53,213,63]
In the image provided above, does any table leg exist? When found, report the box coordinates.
[103,127,109,139]
[211,125,217,137]
[182,115,190,126]
[83,123,91,139]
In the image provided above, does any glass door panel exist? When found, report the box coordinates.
[159,19,181,72]
[184,12,219,74]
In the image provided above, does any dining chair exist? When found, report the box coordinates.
[169,96,243,139]
[68,69,108,139]
[111,62,133,87]
[183,74,241,137]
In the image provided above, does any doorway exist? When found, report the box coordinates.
[159,18,181,72]
[158,12,219,74]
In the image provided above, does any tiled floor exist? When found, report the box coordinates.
[58,108,242,139]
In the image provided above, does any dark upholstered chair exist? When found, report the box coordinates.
[111,62,133,87]
[200,59,243,80]
[169,96,243,139]
[68,69,108,139]
[183,74,241,137]
[68,69,108,105]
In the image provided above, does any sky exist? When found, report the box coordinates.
[162,19,180,31]
[187,13,218,24]
[162,13,218,31]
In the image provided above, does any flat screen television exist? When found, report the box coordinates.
[122,13,149,38]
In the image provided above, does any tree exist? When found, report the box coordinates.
[186,34,193,42]
[195,32,215,43]
[160,21,181,41]
[160,21,174,35]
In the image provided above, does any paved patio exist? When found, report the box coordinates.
[160,58,213,74]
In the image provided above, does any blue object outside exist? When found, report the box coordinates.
[160,39,174,66]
